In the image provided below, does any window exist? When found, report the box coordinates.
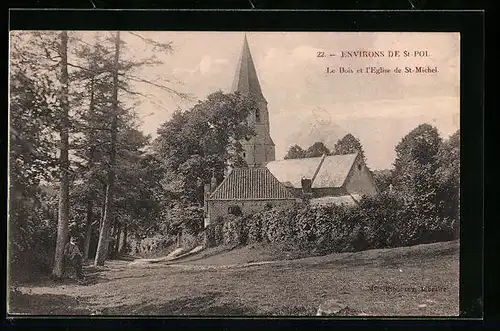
[357,164,362,171]
[243,152,246,158]
[255,109,261,123]
[228,205,242,216]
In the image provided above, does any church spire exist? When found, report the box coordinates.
[231,35,266,102]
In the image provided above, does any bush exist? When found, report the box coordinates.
[129,235,176,257]
[204,191,458,255]
[222,215,245,246]
[247,213,263,243]
[205,216,224,248]
[261,206,297,245]
[9,190,58,282]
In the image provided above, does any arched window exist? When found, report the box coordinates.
[255,109,261,123]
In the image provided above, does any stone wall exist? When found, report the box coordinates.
[345,158,378,197]
[207,199,296,226]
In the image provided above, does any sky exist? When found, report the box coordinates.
[90,31,460,170]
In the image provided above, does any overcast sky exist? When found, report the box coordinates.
[94,32,460,170]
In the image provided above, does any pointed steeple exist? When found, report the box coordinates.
[231,35,266,102]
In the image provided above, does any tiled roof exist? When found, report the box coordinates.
[312,153,359,188]
[208,167,295,200]
[231,35,266,102]
[266,153,358,189]
[265,157,323,188]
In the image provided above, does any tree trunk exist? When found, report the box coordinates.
[177,230,182,248]
[119,224,128,254]
[94,31,120,266]
[114,223,122,256]
[83,65,97,262]
[82,198,94,261]
[52,31,70,280]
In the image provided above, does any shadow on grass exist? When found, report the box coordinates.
[306,240,459,270]
[8,291,93,315]
[101,292,257,316]
[172,246,235,264]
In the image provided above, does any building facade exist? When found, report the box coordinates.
[206,168,297,225]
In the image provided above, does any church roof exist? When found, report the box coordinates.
[266,153,359,189]
[231,35,266,102]
[208,167,295,201]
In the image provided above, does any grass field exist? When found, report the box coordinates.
[8,240,459,316]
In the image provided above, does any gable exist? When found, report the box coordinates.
[344,157,378,196]
[209,167,295,200]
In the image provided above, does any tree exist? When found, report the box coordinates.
[372,169,393,193]
[305,141,330,158]
[9,58,59,279]
[435,129,460,223]
[332,133,366,162]
[94,31,121,266]
[393,124,442,197]
[284,144,306,160]
[154,91,256,205]
[52,31,71,280]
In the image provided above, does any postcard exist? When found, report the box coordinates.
[8,30,462,317]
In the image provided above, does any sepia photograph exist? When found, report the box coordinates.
[8,30,460,316]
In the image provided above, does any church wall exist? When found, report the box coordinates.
[312,187,348,197]
[344,157,378,197]
[207,199,296,225]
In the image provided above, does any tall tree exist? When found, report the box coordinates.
[70,35,112,261]
[305,141,330,158]
[284,144,306,160]
[392,123,442,196]
[154,91,256,205]
[52,31,71,279]
[332,133,366,162]
[94,31,120,266]
[435,129,460,222]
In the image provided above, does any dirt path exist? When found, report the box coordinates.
[9,241,460,316]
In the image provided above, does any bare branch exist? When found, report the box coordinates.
[122,73,193,101]
[127,32,174,53]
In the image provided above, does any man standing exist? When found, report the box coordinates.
[64,236,84,281]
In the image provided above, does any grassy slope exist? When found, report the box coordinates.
[9,240,459,316]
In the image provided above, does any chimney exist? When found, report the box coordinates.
[301,177,312,194]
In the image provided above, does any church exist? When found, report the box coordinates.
[204,36,378,227]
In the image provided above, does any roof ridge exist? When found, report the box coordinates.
[268,152,358,164]
[209,166,294,200]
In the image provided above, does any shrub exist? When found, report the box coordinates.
[204,190,458,255]
[247,212,263,244]
[222,215,244,246]
[205,216,224,248]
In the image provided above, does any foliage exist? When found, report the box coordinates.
[284,144,307,160]
[154,91,256,204]
[305,141,331,158]
[371,169,393,193]
[332,133,366,162]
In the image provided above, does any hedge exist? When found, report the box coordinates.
[205,192,459,254]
